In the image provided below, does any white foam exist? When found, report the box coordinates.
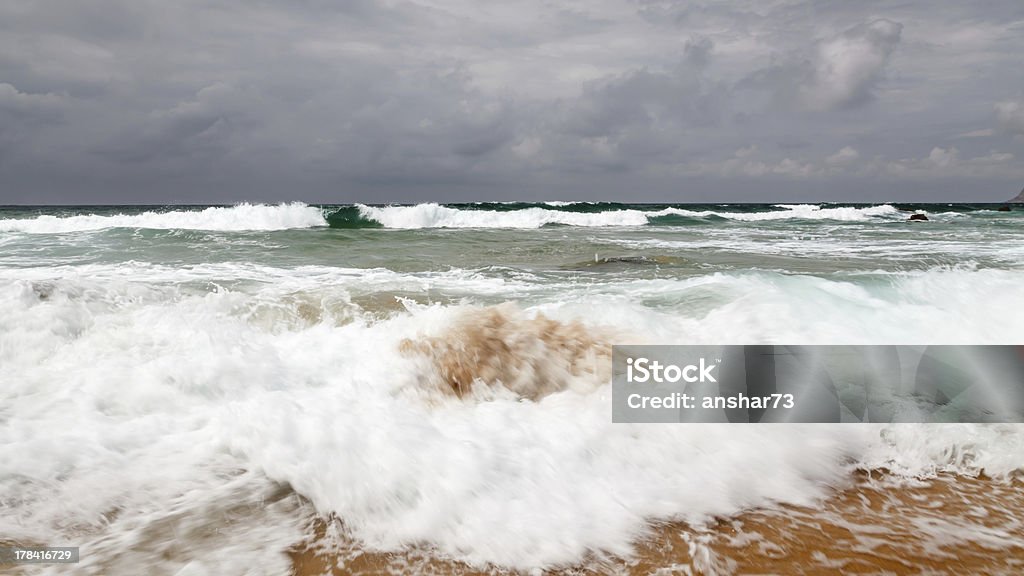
[653,203,901,222]
[2,266,1023,571]
[0,203,327,233]
[591,233,1024,262]
[357,203,652,228]
[861,424,1024,478]
[543,200,598,206]
[355,203,902,228]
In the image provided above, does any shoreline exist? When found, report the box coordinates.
[289,472,1024,575]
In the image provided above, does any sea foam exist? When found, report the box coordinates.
[0,203,327,233]
[353,203,902,228]
[356,203,652,228]
[2,264,1023,572]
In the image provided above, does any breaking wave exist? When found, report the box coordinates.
[325,203,904,229]
[0,203,327,233]
[2,263,1023,571]
[3,202,1002,233]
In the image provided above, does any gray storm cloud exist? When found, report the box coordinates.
[0,0,1021,203]
[802,19,903,111]
[996,101,1024,136]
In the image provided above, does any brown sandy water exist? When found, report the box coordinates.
[289,473,1024,576]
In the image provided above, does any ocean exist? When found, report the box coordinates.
[1,202,1022,574]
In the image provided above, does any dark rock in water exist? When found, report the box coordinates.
[596,255,673,265]
[561,254,687,270]
[1008,187,1024,203]
[998,205,1012,212]
[908,213,929,221]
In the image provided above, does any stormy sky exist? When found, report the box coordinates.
[1,1,1023,204]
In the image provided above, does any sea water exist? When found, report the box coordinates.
[1,202,1022,574]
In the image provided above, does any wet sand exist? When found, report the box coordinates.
[289,473,1024,575]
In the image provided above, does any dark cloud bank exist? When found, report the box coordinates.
[1,0,1023,204]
